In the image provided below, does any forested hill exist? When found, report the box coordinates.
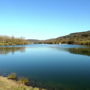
[1,31,90,45]
[0,36,29,45]
[42,30,90,45]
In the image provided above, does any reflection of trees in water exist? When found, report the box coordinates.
[66,48,90,56]
[0,47,26,55]
[50,46,90,56]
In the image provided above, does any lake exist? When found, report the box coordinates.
[0,44,90,90]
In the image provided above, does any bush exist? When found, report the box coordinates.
[18,77,29,85]
[7,73,17,80]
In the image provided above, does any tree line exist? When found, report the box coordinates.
[0,36,29,46]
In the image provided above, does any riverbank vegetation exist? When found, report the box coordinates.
[1,31,90,46]
[34,31,90,45]
[0,36,29,46]
[0,73,46,90]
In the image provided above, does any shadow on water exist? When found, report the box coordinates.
[0,47,26,55]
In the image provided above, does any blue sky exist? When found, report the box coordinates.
[0,0,90,39]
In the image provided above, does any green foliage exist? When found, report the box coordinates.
[7,73,17,80]
[18,77,29,85]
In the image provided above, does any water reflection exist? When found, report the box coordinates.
[0,47,26,55]
[50,45,90,56]
[0,45,90,57]
[66,48,90,56]
[0,45,90,89]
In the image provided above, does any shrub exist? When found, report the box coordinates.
[7,73,17,80]
[18,77,29,85]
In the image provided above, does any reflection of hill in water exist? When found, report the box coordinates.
[0,47,26,55]
[50,46,90,56]
[66,48,90,56]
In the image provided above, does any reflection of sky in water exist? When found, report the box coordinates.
[0,44,90,89]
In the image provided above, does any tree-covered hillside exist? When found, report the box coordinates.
[42,31,90,45]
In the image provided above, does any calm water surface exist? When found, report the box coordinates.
[0,44,90,89]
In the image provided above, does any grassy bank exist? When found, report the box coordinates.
[0,76,46,90]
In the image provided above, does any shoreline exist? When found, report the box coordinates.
[0,74,46,90]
